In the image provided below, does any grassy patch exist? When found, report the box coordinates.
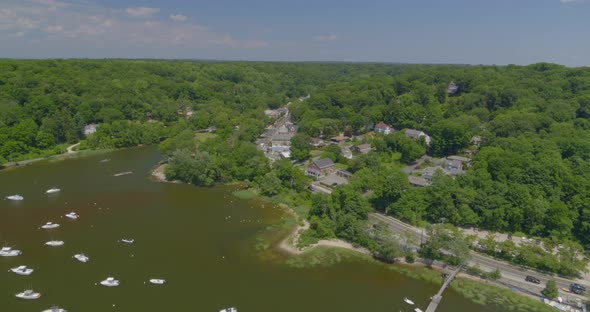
[286,246,375,269]
[194,132,218,143]
[310,149,323,157]
[232,189,258,200]
[388,265,554,312]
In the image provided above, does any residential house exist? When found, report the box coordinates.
[404,129,431,146]
[305,158,335,179]
[336,170,353,178]
[264,109,279,118]
[331,135,350,144]
[448,81,459,95]
[421,167,439,181]
[471,135,482,147]
[409,176,432,187]
[285,122,298,135]
[447,155,471,166]
[445,159,463,176]
[83,124,98,136]
[353,144,372,154]
[374,122,393,135]
[271,134,292,146]
[311,137,325,148]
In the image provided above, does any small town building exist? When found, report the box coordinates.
[311,137,325,147]
[264,110,279,118]
[445,159,463,176]
[305,158,335,179]
[271,134,292,145]
[336,169,353,178]
[331,135,350,144]
[404,129,431,146]
[83,124,98,136]
[448,81,459,95]
[353,144,372,154]
[447,155,471,166]
[374,122,393,135]
[409,176,432,187]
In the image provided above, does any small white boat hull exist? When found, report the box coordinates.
[45,241,64,247]
[120,239,134,244]
[41,223,60,229]
[10,267,33,275]
[219,308,238,312]
[100,278,120,287]
[0,247,22,257]
[15,291,41,300]
[149,279,166,285]
[74,254,89,263]
[6,195,24,201]
[65,213,79,220]
[404,298,415,305]
[46,188,61,194]
[42,307,67,312]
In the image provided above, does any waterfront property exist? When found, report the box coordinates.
[305,158,335,179]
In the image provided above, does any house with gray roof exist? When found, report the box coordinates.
[404,129,431,146]
[305,158,335,179]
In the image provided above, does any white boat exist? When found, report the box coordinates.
[41,222,60,229]
[113,171,132,177]
[414,309,423,312]
[0,246,22,257]
[45,240,64,247]
[100,277,120,287]
[404,298,415,305]
[65,212,79,220]
[74,253,89,263]
[149,279,166,285]
[6,194,24,201]
[219,308,238,312]
[10,265,34,275]
[42,306,67,312]
[120,238,134,244]
[46,188,61,194]
[15,289,41,300]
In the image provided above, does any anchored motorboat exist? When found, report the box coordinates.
[65,212,79,220]
[42,306,67,312]
[45,240,64,247]
[100,277,120,287]
[10,265,34,276]
[6,194,24,201]
[41,222,60,229]
[404,298,415,305]
[120,238,134,244]
[149,279,166,285]
[219,308,238,312]
[46,188,61,194]
[0,246,22,257]
[74,253,89,263]
[15,289,41,300]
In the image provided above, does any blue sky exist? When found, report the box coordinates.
[0,0,589,66]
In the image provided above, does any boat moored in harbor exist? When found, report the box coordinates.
[41,222,60,229]
[0,246,22,257]
[46,188,61,194]
[45,241,65,247]
[100,277,120,287]
[65,212,79,220]
[10,265,34,275]
[42,306,67,312]
[6,194,24,201]
[15,289,41,300]
[74,253,89,263]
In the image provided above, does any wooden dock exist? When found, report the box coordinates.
[425,265,463,312]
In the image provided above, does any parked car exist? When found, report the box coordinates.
[570,283,586,294]
[525,276,541,284]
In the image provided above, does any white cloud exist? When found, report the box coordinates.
[43,24,63,33]
[169,14,187,22]
[314,34,339,42]
[0,0,269,53]
[125,7,159,17]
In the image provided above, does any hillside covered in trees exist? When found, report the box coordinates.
[2,60,590,256]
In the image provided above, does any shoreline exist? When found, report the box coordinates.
[1,146,113,171]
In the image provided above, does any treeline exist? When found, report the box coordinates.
[1,60,401,162]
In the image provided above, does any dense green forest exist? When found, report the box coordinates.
[1,60,590,273]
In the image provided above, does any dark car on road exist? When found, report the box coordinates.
[570,283,586,294]
[525,276,541,284]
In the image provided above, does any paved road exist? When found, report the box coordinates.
[370,213,589,302]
